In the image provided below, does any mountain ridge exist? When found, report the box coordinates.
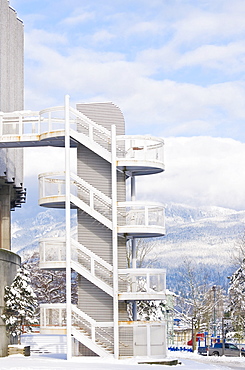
[11,203,245,269]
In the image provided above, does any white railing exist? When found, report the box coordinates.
[71,239,113,287]
[0,107,72,136]
[39,239,166,296]
[71,305,114,352]
[117,201,165,228]
[39,238,113,288]
[40,303,114,352]
[40,303,66,328]
[69,106,111,152]
[38,172,112,221]
[0,108,164,170]
[116,135,164,163]
[39,238,66,264]
[0,106,112,152]
[118,268,166,294]
[0,106,109,136]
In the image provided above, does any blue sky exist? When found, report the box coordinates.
[10,0,245,211]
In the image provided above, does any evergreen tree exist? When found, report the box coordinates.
[1,266,38,343]
[228,260,245,339]
[229,260,245,313]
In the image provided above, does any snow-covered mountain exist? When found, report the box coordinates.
[156,203,245,268]
[11,209,76,261]
[11,203,245,270]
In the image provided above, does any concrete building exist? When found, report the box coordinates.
[0,0,167,360]
[0,0,24,357]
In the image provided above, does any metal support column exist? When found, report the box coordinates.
[111,124,119,359]
[131,175,137,321]
[65,95,72,360]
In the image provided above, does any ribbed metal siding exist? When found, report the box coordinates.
[78,275,113,322]
[77,211,112,264]
[77,145,111,198]
[76,103,128,349]
[119,326,134,357]
[76,102,125,136]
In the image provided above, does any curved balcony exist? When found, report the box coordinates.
[38,172,112,228]
[38,172,67,209]
[39,237,113,296]
[116,135,164,176]
[39,238,66,269]
[118,268,166,301]
[0,106,110,152]
[117,202,165,237]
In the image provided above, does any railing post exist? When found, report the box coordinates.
[65,95,72,360]
[44,307,46,328]
[146,272,150,292]
[48,111,52,132]
[38,114,41,135]
[58,180,61,195]
[145,206,149,226]
[19,114,22,136]
[41,176,45,199]
[143,139,147,160]
[91,325,96,343]
[89,123,93,141]
[0,114,3,136]
[131,176,137,321]
[111,124,119,359]
[32,121,35,134]
[91,258,95,277]
[90,189,94,210]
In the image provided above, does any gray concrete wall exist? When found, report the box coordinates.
[0,0,24,357]
[0,0,24,187]
[0,249,21,356]
[0,0,24,252]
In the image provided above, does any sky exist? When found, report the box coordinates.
[9,0,245,212]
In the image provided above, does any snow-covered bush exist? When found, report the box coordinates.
[1,266,38,343]
[228,260,245,341]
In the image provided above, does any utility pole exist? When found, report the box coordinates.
[212,285,216,338]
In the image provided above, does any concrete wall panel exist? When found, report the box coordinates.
[0,249,21,356]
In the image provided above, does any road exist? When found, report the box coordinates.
[179,356,245,370]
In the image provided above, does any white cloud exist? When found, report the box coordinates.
[90,30,115,44]
[61,12,94,26]
[23,28,245,139]
[24,147,65,179]
[24,147,77,179]
[176,42,245,73]
[172,6,245,46]
[23,137,245,212]
[137,137,245,211]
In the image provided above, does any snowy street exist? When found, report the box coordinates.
[0,352,245,370]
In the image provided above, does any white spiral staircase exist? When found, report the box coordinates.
[0,97,166,358]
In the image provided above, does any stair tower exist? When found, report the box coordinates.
[0,96,166,359]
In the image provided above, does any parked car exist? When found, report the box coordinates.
[208,342,245,357]
[198,346,208,356]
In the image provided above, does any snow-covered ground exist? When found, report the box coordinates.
[0,351,245,370]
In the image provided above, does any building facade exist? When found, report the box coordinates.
[0,0,24,356]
